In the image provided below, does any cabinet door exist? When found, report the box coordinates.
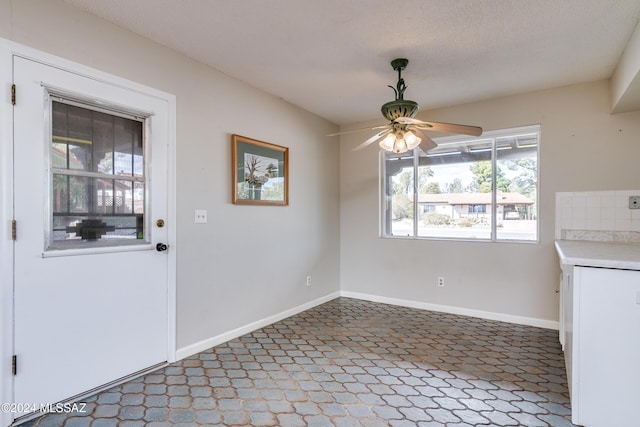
[562,266,575,400]
[559,272,564,348]
[575,266,640,427]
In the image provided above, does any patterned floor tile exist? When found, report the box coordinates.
[18,298,577,426]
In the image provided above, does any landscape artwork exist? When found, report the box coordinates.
[231,134,289,205]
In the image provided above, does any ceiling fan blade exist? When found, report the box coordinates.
[412,128,437,152]
[327,124,388,137]
[394,117,428,125]
[422,121,483,137]
[353,128,392,151]
[396,117,483,137]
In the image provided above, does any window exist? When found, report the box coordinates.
[50,97,146,249]
[381,125,539,242]
[469,204,487,213]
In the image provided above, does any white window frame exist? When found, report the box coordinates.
[380,124,540,243]
[45,93,151,251]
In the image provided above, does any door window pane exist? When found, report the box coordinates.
[50,99,146,248]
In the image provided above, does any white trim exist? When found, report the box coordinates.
[166,94,177,363]
[176,289,557,363]
[175,292,341,360]
[340,291,559,330]
[0,37,16,427]
[0,38,177,426]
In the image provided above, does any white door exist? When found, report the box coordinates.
[13,56,171,408]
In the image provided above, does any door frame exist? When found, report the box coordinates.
[0,38,177,427]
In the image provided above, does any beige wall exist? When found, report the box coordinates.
[4,0,640,342]
[340,80,640,323]
[1,0,340,350]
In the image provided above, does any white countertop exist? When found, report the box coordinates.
[555,240,640,270]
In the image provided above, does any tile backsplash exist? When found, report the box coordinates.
[556,190,640,242]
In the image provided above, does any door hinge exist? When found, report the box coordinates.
[11,220,16,240]
[11,84,16,105]
[12,355,17,375]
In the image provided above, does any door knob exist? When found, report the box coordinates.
[156,243,168,252]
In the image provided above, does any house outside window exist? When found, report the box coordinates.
[381,125,539,242]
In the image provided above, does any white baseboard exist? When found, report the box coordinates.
[340,291,559,330]
[176,290,558,361]
[175,291,341,360]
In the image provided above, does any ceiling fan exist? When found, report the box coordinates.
[329,58,483,154]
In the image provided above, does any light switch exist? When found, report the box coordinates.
[629,196,640,210]
[195,209,207,224]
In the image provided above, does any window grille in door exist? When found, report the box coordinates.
[49,98,147,249]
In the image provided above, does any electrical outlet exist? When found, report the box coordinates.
[306,276,312,287]
[629,196,640,210]
[195,209,207,223]
[437,277,445,287]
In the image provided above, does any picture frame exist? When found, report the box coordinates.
[231,134,289,205]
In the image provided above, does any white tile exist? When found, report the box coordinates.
[571,207,586,221]
[600,218,615,230]
[556,193,572,208]
[572,196,587,208]
[585,207,600,221]
[616,208,631,220]
[601,207,616,220]
[586,196,601,208]
[616,195,630,208]
[616,190,640,201]
[600,195,615,207]
[615,218,631,231]
[585,218,601,230]
[561,206,572,228]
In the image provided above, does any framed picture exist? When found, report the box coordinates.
[231,134,289,205]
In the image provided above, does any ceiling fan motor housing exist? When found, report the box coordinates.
[381,99,419,121]
[382,58,419,121]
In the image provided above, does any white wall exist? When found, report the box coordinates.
[612,19,640,113]
[0,0,340,352]
[340,80,640,324]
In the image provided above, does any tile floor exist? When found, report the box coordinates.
[20,298,577,426]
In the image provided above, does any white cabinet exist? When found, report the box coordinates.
[563,266,640,427]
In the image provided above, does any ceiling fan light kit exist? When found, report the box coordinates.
[329,58,483,154]
[378,58,421,154]
[379,128,421,153]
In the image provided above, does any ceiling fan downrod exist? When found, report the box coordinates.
[382,58,418,121]
[389,58,409,101]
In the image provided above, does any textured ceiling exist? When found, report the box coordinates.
[64,0,640,125]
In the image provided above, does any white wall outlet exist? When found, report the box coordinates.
[195,209,207,223]
[306,276,312,287]
[629,196,640,210]
[437,277,445,287]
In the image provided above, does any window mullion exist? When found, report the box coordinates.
[413,148,419,238]
[491,138,497,241]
